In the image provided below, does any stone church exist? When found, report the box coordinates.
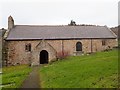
[4,16,117,66]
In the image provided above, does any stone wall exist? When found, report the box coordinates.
[6,39,117,65]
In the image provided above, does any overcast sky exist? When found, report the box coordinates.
[0,0,119,29]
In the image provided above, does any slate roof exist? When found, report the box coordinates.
[6,25,117,40]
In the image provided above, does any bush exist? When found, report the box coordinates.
[57,50,69,60]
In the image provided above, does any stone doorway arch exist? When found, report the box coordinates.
[31,40,57,65]
[40,50,48,64]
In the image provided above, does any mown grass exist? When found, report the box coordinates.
[40,49,118,88]
[1,65,32,89]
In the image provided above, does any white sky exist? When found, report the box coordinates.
[0,0,119,28]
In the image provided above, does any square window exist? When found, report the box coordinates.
[25,43,31,52]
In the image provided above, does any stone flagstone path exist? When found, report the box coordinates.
[20,66,40,89]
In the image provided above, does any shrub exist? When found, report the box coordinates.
[57,50,69,60]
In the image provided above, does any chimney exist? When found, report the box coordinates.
[8,16,14,30]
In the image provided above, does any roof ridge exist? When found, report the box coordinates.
[15,25,105,27]
[15,25,67,27]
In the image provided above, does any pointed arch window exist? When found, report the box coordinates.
[25,43,31,52]
[76,42,82,51]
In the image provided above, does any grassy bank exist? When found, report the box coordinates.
[40,50,118,88]
[1,65,32,89]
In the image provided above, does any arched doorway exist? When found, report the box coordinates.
[40,50,48,64]
[76,42,82,51]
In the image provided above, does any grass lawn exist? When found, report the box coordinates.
[40,49,118,88]
[1,65,32,89]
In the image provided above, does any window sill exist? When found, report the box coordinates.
[73,51,84,56]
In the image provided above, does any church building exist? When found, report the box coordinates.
[4,16,117,66]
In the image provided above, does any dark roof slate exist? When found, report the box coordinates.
[6,25,116,40]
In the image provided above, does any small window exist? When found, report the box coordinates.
[102,40,106,46]
[76,42,82,51]
[25,43,31,52]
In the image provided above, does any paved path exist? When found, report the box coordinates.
[20,66,40,89]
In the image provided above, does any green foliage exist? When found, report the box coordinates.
[1,65,32,89]
[40,49,118,88]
